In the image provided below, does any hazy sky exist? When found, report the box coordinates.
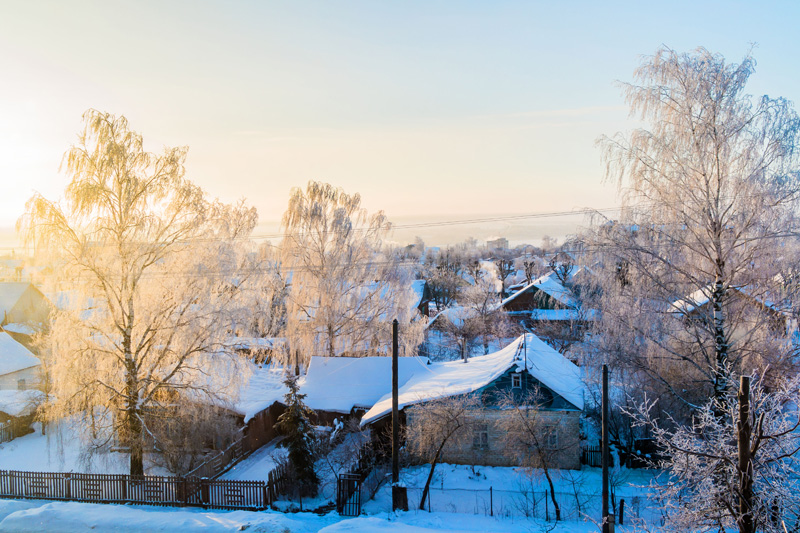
[1,1,799,244]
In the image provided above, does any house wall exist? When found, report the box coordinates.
[0,366,40,391]
[503,287,560,313]
[407,408,581,469]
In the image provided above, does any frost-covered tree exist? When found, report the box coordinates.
[592,47,800,412]
[280,181,424,368]
[631,374,800,533]
[20,110,257,476]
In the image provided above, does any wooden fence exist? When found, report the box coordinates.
[0,467,290,511]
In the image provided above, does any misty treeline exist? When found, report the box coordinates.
[15,45,800,531]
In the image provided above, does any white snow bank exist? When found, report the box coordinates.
[362,334,583,426]
[303,355,429,413]
[0,389,45,417]
[0,331,40,375]
[0,501,325,533]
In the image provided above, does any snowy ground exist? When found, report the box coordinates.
[365,463,658,522]
[0,499,663,532]
[0,422,169,475]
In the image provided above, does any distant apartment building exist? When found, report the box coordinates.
[486,237,508,250]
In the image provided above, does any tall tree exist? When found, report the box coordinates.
[20,110,257,475]
[592,47,800,411]
[280,181,424,368]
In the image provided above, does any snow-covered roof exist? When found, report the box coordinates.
[410,280,427,309]
[507,309,596,321]
[0,332,41,376]
[226,337,285,351]
[428,306,480,329]
[230,365,288,423]
[501,272,578,309]
[670,283,783,316]
[0,389,45,417]
[361,334,584,425]
[1,323,37,336]
[302,355,430,414]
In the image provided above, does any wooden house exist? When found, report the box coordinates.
[361,334,584,469]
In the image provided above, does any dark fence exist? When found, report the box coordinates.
[0,466,290,511]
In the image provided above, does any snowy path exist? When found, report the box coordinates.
[218,438,286,481]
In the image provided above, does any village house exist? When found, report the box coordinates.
[0,282,51,349]
[501,271,594,353]
[0,331,43,440]
[361,334,585,469]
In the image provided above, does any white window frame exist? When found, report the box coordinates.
[473,424,489,450]
[511,372,522,389]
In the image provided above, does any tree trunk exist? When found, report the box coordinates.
[543,466,561,521]
[737,376,754,533]
[712,278,729,418]
[419,439,448,510]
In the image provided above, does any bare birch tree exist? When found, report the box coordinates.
[19,110,257,475]
[591,47,800,412]
[280,181,424,368]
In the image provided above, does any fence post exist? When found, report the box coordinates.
[120,474,127,502]
[490,486,493,517]
[65,473,71,500]
[619,498,625,525]
[201,478,210,507]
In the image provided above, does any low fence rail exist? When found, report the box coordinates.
[0,468,288,511]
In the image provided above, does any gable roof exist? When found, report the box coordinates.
[0,283,34,317]
[302,355,429,414]
[361,333,583,425]
[501,272,578,309]
[0,331,41,376]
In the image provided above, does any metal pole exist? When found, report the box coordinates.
[392,319,399,485]
[602,364,610,532]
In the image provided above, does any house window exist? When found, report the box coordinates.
[511,373,522,389]
[473,424,489,450]
[543,425,558,449]
[17,379,26,391]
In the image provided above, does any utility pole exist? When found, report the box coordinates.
[602,364,613,532]
[391,319,407,510]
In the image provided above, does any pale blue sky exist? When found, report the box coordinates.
[1,1,798,242]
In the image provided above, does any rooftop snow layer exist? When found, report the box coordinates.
[0,389,45,417]
[501,271,578,309]
[1,323,37,336]
[361,334,584,425]
[230,365,288,423]
[302,355,430,414]
[0,332,41,376]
